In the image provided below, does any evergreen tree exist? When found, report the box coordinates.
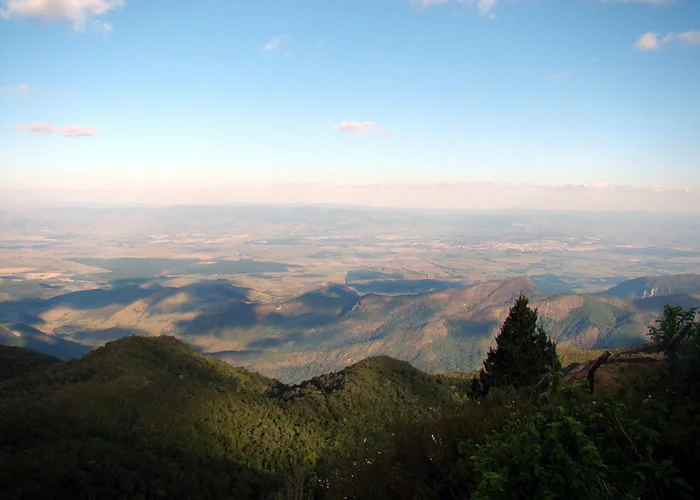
[471,293,560,396]
[647,304,698,351]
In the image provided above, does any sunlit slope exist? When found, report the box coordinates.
[1,275,698,381]
[0,336,462,498]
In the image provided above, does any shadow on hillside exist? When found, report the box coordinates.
[0,280,254,326]
[209,349,266,363]
[297,285,360,309]
[632,294,700,312]
[446,319,497,339]
[246,328,341,350]
[1,400,282,498]
[0,286,170,325]
[528,274,575,295]
[0,324,90,360]
[69,327,150,345]
[347,279,463,295]
[177,308,345,337]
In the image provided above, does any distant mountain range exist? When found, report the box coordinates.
[0,323,89,360]
[599,273,700,300]
[1,273,698,382]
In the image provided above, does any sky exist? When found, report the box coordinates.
[1,0,699,211]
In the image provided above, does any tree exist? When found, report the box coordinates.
[471,293,560,397]
[648,305,698,351]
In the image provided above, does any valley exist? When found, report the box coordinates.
[1,206,698,382]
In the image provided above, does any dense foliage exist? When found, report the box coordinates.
[0,344,59,382]
[329,305,700,499]
[647,305,698,350]
[470,293,560,396]
[1,299,699,499]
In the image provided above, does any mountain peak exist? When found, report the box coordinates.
[601,273,700,300]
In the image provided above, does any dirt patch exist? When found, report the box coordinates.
[566,357,663,393]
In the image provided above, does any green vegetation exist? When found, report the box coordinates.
[329,304,700,499]
[0,344,59,381]
[647,304,698,349]
[470,293,560,396]
[1,299,700,499]
[0,336,465,499]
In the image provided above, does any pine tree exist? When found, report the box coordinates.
[471,293,560,396]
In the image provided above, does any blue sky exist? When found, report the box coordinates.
[1,0,699,210]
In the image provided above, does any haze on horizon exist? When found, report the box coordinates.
[1,0,699,212]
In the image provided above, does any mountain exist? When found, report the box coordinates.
[1,275,698,382]
[600,273,700,300]
[0,336,464,499]
[0,344,59,381]
[0,323,90,359]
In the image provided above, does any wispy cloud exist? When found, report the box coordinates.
[634,30,700,51]
[456,0,498,16]
[601,0,677,5]
[261,35,294,57]
[90,18,111,34]
[635,32,667,51]
[0,83,29,98]
[677,31,700,44]
[414,0,498,16]
[0,0,125,31]
[547,69,572,80]
[332,121,381,134]
[473,0,497,15]
[412,0,449,11]
[262,35,285,52]
[0,83,68,98]
[17,122,97,137]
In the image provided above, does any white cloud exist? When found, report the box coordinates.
[414,0,497,16]
[90,18,111,34]
[0,0,124,30]
[0,83,29,98]
[634,30,700,51]
[412,0,449,10]
[602,0,676,4]
[475,0,497,15]
[262,35,285,52]
[332,121,381,134]
[456,0,497,16]
[547,69,572,80]
[676,30,700,45]
[62,124,97,137]
[635,32,663,51]
[17,122,97,137]
[1,84,69,98]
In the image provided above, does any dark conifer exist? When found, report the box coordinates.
[471,293,560,396]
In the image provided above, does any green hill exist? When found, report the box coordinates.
[0,344,59,382]
[0,336,464,499]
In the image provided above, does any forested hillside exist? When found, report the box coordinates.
[1,301,699,499]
